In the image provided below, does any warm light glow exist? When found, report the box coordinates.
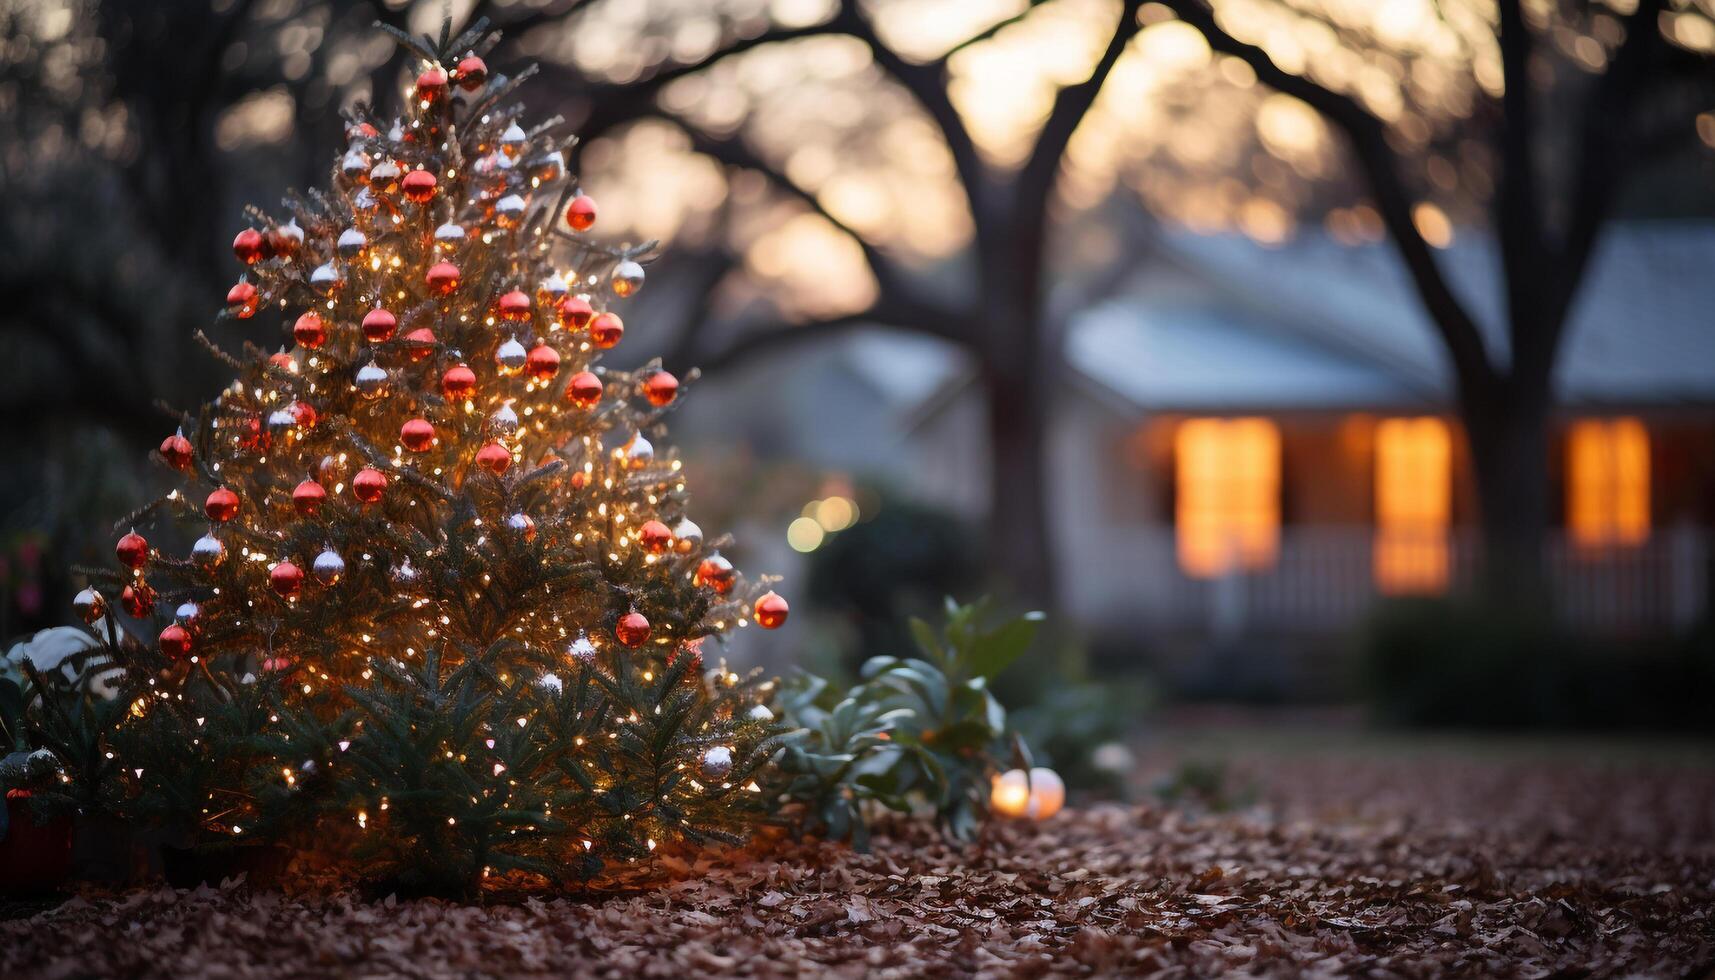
[786,516,825,552]
[990,767,1065,820]
[1373,417,1451,594]
[1567,418,1650,548]
[1175,418,1280,578]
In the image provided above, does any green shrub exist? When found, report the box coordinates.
[1359,597,1714,731]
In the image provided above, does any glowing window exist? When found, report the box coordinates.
[1175,418,1279,578]
[1567,418,1650,547]
[1373,417,1451,594]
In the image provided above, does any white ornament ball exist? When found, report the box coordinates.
[568,633,597,665]
[310,262,341,293]
[620,432,653,469]
[192,533,226,568]
[336,227,367,257]
[611,260,645,298]
[495,337,527,375]
[746,704,774,723]
[700,745,733,781]
[489,402,519,435]
[355,360,389,399]
[313,547,346,585]
[672,519,702,553]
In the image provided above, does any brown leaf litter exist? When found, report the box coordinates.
[3,745,1711,977]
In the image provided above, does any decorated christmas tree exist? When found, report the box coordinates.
[51,20,791,890]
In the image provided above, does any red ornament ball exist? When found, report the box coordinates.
[415,66,449,102]
[270,560,304,599]
[643,371,679,407]
[352,467,387,504]
[442,363,476,400]
[403,326,438,362]
[401,418,435,452]
[476,441,513,475]
[570,470,589,490]
[362,307,397,343]
[226,280,258,318]
[233,228,265,264]
[497,289,532,322]
[426,261,461,295]
[455,55,487,91]
[565,195,597,232]
[615,611,651,648]
[293,312,327,349]
[290,401,318,429]
[566,371,603,410]
[590,312,623,350]
[116,531,149,569]
[269,350,296,371]
[159,431,193,471]
[401,169,437,203]
[753,591,789,629]
[121,582,156,619]
[292,478,327,516]
[639,520,673,555]
[526,343,560,382]
[694,554,735,594]
[159,624,194,660]
[205,487,240,522]
[237,415,270,453]
[557,295,593,330]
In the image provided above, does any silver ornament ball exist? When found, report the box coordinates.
[610,260,645,298]
[355,361,389,399]
[72,587,106,625]
[494,338,528,375]
[192,533,226,568]
[312,548,345,585]
[700,745,734,781]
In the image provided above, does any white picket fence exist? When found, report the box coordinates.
[1074,526,1709,638]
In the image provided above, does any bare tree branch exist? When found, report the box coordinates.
[645,109,962,341]
[541,22,839,148]
[1494,0,1546,344]
[688,296,965,374]
[939,1,1054,61]
[1160,0,1497,395]
[1548,0,1667,352]
[1017,0,1142,224]
[832,0,990,224]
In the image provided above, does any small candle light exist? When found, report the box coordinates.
[990,767,1065,820]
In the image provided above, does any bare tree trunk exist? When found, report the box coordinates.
[1463,381,1553,605]
[983,350,1057,608]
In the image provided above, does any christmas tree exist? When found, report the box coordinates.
[53,19,789,891]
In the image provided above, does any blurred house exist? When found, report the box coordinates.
[693,222,1715,679]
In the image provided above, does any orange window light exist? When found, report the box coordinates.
[1373,417,1451,594]
[1175,418,1280,578]
[1567,418,1650,547]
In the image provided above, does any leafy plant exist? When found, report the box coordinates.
[774,598,1041,845]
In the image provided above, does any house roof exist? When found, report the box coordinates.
[1111,222,1715,410]
[829,221,1715,425]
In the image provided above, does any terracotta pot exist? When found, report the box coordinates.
[0,790,73,894]
[160,843,290,889]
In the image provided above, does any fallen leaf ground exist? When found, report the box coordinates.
[4,731,1712,978]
